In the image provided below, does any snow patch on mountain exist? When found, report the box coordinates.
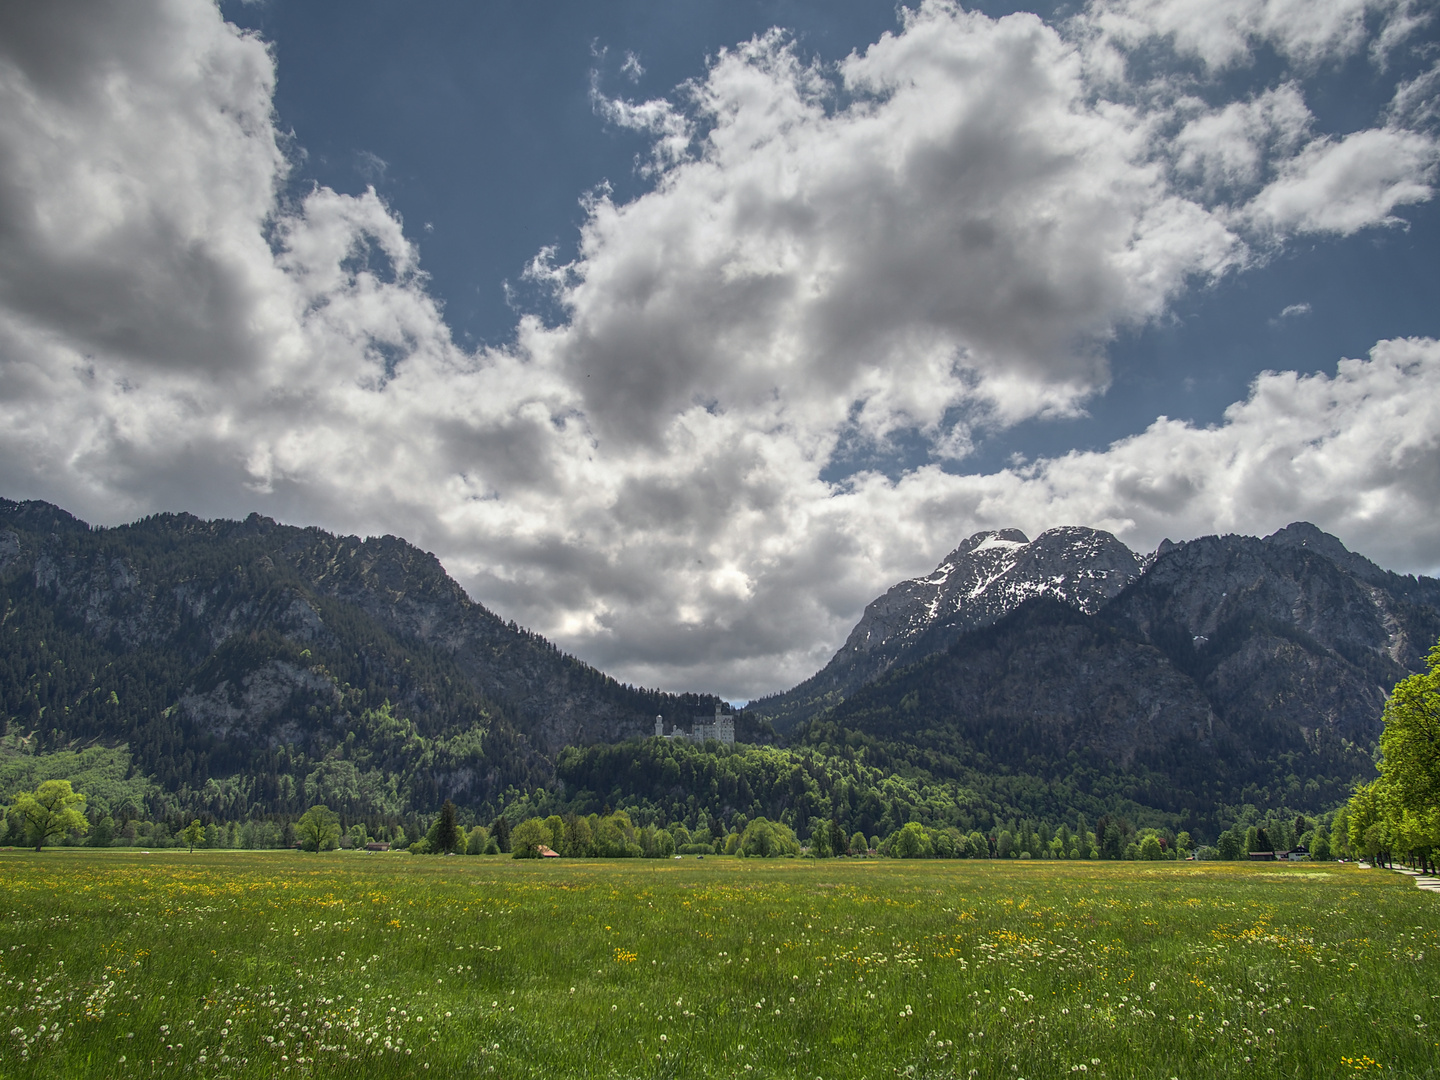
[840,525,1143,659]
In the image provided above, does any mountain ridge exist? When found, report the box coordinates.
[750,525,1145,732]
[0,498,742,819]
[789,521,1440,819]
[5,496,1437,833]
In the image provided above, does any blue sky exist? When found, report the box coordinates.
[1,1,1438,698]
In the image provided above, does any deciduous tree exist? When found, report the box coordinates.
[12,780,88,852]
[510,817,550,858]
[737,817,798,857]
[296,805,340,852]
[891,822,932,859]
[811,821,832,858]
[1377,641,1440,817]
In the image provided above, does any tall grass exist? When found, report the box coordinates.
[0,851,1435,1078]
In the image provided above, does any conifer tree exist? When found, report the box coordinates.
[435,799,461,854]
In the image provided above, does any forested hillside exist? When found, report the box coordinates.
[0,498,730,819]
[4,498,1436,852]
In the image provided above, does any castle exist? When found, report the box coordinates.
[654,705,735,745]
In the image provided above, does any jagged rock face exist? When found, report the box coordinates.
[754,526,1142,731]
[1133,522,1440,669]
[1109,524,1440,750]
[809,601,1234,813]
[903,608,1224,772]
[844,526,1142,656]
[180,660,342,745]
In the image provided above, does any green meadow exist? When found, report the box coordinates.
[0,852,1435,1080]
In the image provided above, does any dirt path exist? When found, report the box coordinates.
[1389,866,1440,892]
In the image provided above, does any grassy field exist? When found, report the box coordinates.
[0,852,1435,1079]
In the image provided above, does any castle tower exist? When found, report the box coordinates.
[655,715,664,738]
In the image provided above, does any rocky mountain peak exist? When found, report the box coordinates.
[951,528,1030,558]
[1263,521,1390,585]
[752,524,1143,731]
[787,521,1440,819]
[843,525,1142,659]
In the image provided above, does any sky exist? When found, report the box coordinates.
[0,0,1438,703]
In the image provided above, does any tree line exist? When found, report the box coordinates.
[1336,639,1440,872]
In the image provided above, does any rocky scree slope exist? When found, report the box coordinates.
[751,526,1144,732]
[0,499,726,816]
[796,522,1440,816]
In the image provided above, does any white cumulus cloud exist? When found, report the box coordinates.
[1083,0,1422,70]
[0,0,1437,699]
[1243,127,1438,235]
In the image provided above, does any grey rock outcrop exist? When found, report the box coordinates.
[1108,524,1440,751]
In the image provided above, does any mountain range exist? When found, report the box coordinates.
[763,521,1440,814]
[0,498,741,819]
[3,496,1437,831]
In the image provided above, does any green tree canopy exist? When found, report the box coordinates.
[465,824,488,855]
[433,799,462,854]
[11,779,88,852]
[510,817,551,858]
[810,821,833,858]
[1377,641,1440,815]
[1346,638,1440,871]
[891,821,933,859]
[296,804,340,852]
[561,815,593,857]
[737,817,799,858]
